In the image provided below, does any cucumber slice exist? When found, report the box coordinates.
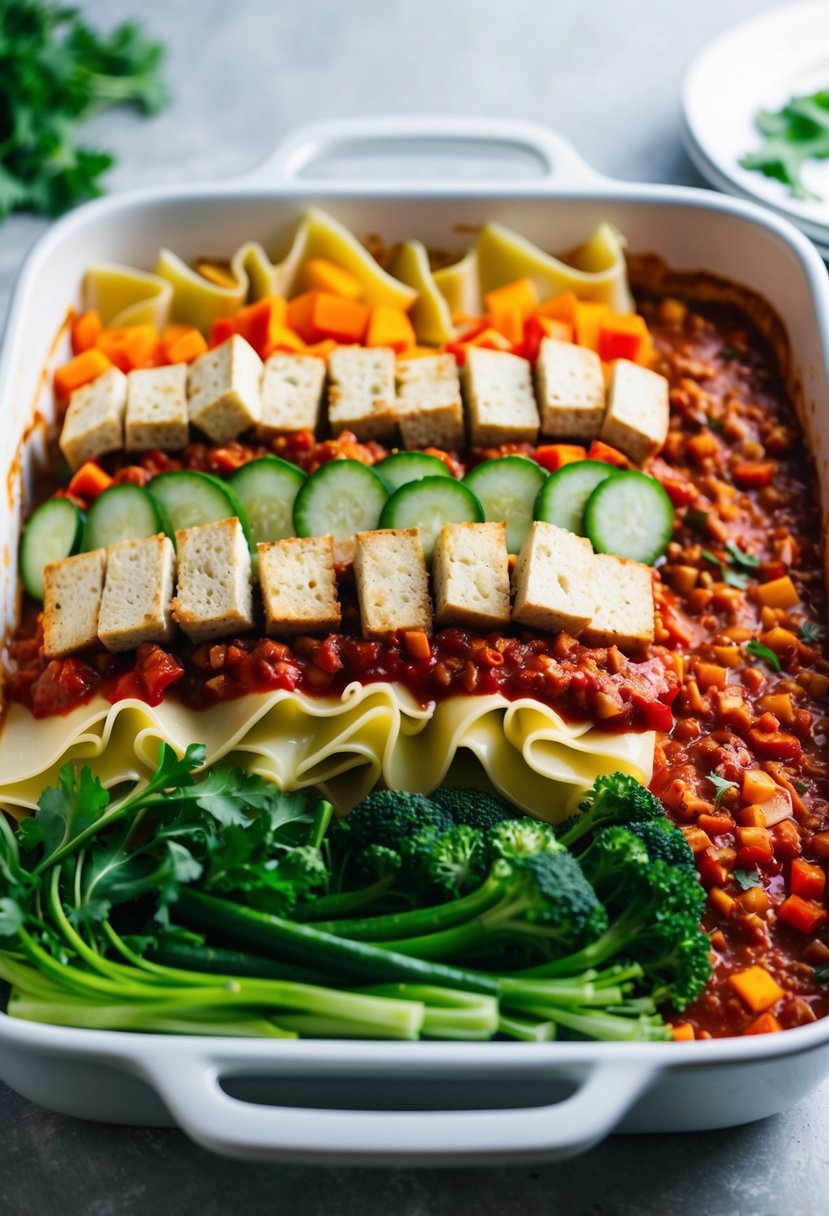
[230,457,305,547]
[534,460,616,536]
[19,497,84,600]
[462,456,546,554]
[584,470,674,564]
[379,476,483,561]
[83,484,163,551]
[148,471,248,543]
[293,460,388,544]
[374,451,453,493]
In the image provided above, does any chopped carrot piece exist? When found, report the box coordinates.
[305,258,364,301]
[740,886,771,915]
[531,444,587,474]
[287,291,369,345]
[67,461,114,501]
[489,306,525,346]
[402,630,432,661]
[211,316,238,347]
[790,860,826,901]
[737,805,767,828]
[96,324,158,373]
[743,1012,783,1035]
[759,692,795,726]
[597,313,650,362]
[573,301,610,351]
[70,309,103,355]
[53,348,113,401]
[696,812,734,836]
[735,825,774,865]
[671,1022,695,1041]
[755,575,799,609]
[235,296,288,357]
[778,894,828,935]
[732,460,776,488]
[771,818,802,860]
[585,439,633,468]
[365,305,416,353]
[741,769,777,804]
[709,886,737,918]
[164,329,208,364]
[484,277,538,318]
[728,965,784,1013]
[536,289,578,324]
[696,663,727,690]
[262,325,306,356]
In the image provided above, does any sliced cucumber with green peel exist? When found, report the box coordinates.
[230,457,305,548]
[379,476,484,561]
[374,451,453,493]
[293,460,388,544]
[534,460,616,536]
[83,483,164,552]
[462,456,546,554]
[148,470,248,543]
[584,469,674,564]
[19,497,85,600]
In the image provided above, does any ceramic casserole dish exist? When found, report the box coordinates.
[1,117,829,1165]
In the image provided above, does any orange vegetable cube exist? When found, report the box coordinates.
[585,439,633,468]
[71,309,103,356]
[597,313,650,363]
[263,325,306,356]
[740,886,771,915]
[234,296,288,357]
[697,663,727,690]
[756,576,799,609]
[164,328,209,364]
[490,306,525,346]
[790,859,826,901]
[287,291,369,345]
[365,305,416,353]
[484,277,538,318]
[735,825,774,865]
[536,290,579,324]
[66,461,114,501]
[573,301,610,351]
[709,886,737,918]
[728,965,784,1013]
[531,444,587,474]
[211,316,238,347]
[96,324,158,372]
[305,258,364,301]
[53,348,113,401]
[671,1022,695,1041]
[741,769,777,804]
[743,1012,783,1035]
[778,894,828,934]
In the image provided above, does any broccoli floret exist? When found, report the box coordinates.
[429,787,516,832]
[489,818,563,863]
[403,825,489,901]
[556,773,665,852]
[625,820,696,873]
[353,844,401,885]
[333,790,452,852]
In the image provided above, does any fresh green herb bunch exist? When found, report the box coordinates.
[741,89,829,202]
[0,0,168,218]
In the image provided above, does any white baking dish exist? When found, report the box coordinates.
[2,116,829,1165]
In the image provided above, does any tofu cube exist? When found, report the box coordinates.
[432,522,511,630]
[354,528,432,639]
[259,354,326,436]
[581,554,654,652]
[125,364,189,452]
[512,521,595,636]
[171,516,253,642]
[42,549,106,658]
[187,335,263,443]
[395,354,465,450]
[328,346,396,440]
[535,338,605,439]
[59,367,127,471]
[258,536,341,636]
[462,348,539,446]
[98,534,176,653]
[600,360,670,464]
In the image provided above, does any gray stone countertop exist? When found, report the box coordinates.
[1,0,827,1212]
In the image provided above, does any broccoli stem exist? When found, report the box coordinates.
[497,1013,556,1042]
[313,872,507,942]
[145,940,335,986]
[292,874,401,922]
[359,984,500,1040]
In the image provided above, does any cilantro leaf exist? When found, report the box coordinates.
[707,773,739,811]
[732,868,762,891]
[701,548,751,590]
[744,640,782,673]
[741,89,829,201]
[20,764,109,861]
[724,540,760,572]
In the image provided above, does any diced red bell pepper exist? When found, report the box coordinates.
[745,728,802,761]
[778,894,828,935]
[732,460,776,488]
[790,858,826,901]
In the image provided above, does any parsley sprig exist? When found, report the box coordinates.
[0,1,168,219]
[707,773,739,811]
[744,639,782,674]
[741,89,829,201]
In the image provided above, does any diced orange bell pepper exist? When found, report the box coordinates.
[743,1012,783,1035]
[520,315,574,361]
[210,316,238,347]
[728,965,784,1013]
[263,325,307,356]
[287,291,369,344]
[66,461,114,501]
[532,444,588,473]
[586,439,633,468]
[365,305,416,353]
[741,769,777,804]
[791,859,826,901]
[597,313,650,362]
[462,327,514,351]
[96,324,158,372]
[53,348,113,401]
[755,575,799,609]
[671,1022,695,1041]
[536,289,579,325]
[489,306,525,347]
[483,277,538,318]
[305,258,364,300]
[163,327,208,364]
[778,894,828,934]
[234,296,288,357]
[574,301,610,351]
[70,310,103,356]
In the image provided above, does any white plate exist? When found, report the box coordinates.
[683,1,829,243]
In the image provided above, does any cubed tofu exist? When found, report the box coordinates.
[432,521,511,630]
[187,334,263,443]
[42,548,106,658]
[354,528,432,639]
[327,346,396,440]
[259,353,326,436]
[171,516,253,642]
[600,359,670,464]
[59,367,127,471]
[462,348,539,446]
[258,535,341,636]
[512,521,594,635]
[125,363,189,452]
[98,534,176,653]
[535,338,605,439]
[395,354,465,450]
[581,553,654,652]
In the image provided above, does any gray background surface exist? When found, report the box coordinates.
[0,0,826,1212]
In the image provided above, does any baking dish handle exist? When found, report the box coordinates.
[236,116,606,190]
[138,1053,653,1164]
